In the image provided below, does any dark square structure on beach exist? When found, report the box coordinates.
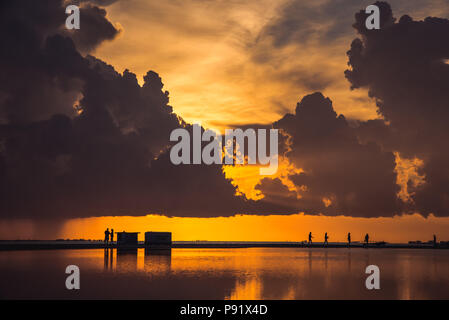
[145,232,172,247]
[117,232,139,246]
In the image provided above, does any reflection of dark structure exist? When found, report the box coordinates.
[145,232,172,249]
[145,248,172,256]
[117,247,138,255]
[144,248,172,272]
[116,247,138,270]
[104,248,109,269]
[117,232,139,247]
[104,248,114,270]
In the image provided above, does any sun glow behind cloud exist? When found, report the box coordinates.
[223,156,303,200]
[94,0,385,131]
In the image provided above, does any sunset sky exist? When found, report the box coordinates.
[94,0,448,129]
[1,0,449,242]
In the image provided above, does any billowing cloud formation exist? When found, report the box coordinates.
[63,3,121,52]
[272,92,399,217]
[0,0,261,219]
[345,1,449,216]
[1,0,449,221]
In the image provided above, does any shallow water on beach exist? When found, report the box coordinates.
[1,247,449,299]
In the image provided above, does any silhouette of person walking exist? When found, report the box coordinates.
[324,232,329,245]
[308,232,313,245]
[364,233,369,245]
[347,232,351,246]
[110,229,114,243]
[104,228,110,246]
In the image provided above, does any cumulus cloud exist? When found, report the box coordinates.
[62,3,121,53]
[345,1,449,216]
[0,0,258,219]
[271,92,400,217]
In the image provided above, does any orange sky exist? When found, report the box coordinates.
[60,213,449,243]
[2,213,449,243]
[93,0,380,130]
[92,0,447,130]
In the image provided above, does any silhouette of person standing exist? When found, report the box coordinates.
[308,232,313,245]
[110,229,114,243]
[347,232,351,246]
[104,228,110,246]
[433,234,437,247]
[324,232,329,245]
[364,233,369,245]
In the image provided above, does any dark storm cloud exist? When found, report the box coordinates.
[0,0,304,219]
[2,0,449,221]
[254,178,316,215]
[0,0,119,124]
[0,0,261,219]
[62,3,121,52]
[272,92,399,217]
[345,2,449,216]
[210,92,401,218]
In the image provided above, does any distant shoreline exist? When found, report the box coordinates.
[0,240,448,251]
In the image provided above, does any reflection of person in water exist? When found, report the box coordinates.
[104,248,109,269]
[104,228,110,246]
[104,248,114,270]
